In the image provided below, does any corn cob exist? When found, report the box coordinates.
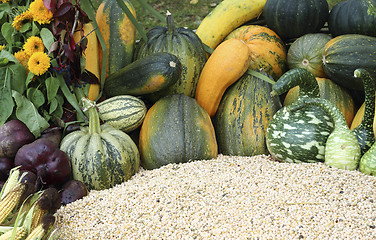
[0,226,27,240]
[25,214,55,240]
[0,183,27,224]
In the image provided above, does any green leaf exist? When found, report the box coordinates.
[8,64,27,94]
[246,69,276,85]
[40,28,55,52]
[0,58,8,66]
[27,87,45,109]
[45,76,60,103]
[20,22,31,33]
[12,91,49,138]
[25,72,35,86]
[49,97,58,114]
[0,87,14,125]
[0,49,18,63]
[51,94,64,119]
[1,22,13,46]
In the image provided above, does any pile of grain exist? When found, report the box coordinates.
[55,155,376,239]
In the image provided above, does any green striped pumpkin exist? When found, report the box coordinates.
[97,95,147,133]
[322,34,376,90]
[214,72,281,156]
[60,98,140,191]
[266,68,334,163]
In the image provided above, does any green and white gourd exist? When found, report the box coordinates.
[266,68,334,163]
[287,97,361,170]
[60,98,140,191]
[351,69,376,155]
[97,95,147,133]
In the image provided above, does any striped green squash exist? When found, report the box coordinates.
[97,95,147,133]
[322,34,376,90]
[214,72,281,156]
[266,68,334,163]
[60,98,140,191]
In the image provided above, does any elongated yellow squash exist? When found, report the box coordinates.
[195,38,251,117]
[196,0,267,50]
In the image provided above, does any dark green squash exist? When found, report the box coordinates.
[328,0,376,37]
[135,11,207,103]
[351,69,376,156]
[287,33,332,78]
[265,68,334,163]
[322,34,376,90]
[103,52,182,98]
[139,94,218,170]
[214,72,281,156]
[263,0,329,40]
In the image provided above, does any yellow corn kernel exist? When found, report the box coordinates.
[30,205,46,232]
[0,226,27,240]
[0,183,26,224]
[25,224,45,240]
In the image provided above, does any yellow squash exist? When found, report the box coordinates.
[195,0,267,50]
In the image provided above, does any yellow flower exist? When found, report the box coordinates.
[1,0,9,3]
[14,50,30,70]
[29,0,53,24]
[12,11,33,31]
[0,45,5,51]
[28,52,50,76]
[23,36,45,56]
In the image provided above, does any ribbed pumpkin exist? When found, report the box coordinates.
[135,12,207,102]
[139,94,218,170]
[263,0,329,40]
[322,34,376,90]
[328,0,376,37]
[214,72,281,156]
[60,98,140,191]
[283,77,355,127]
[96,0,136,77]
[225,25,287,80]
[287,33,332,78]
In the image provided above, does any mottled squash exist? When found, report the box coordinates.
[225,25,287,80]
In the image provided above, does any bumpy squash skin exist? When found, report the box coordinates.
[214,72,282,156]
[60,103,140,191]
[96,0,136,77]
[103,52,182,98]
[136,13,207,102]
[195,0,267,50]
[323,34,376,90]
[283,77,355,127]
[195,39,251,117]
[263,0,329,40]
[328,0,376,37]
[287,33,332,78]
[139,94,218,170]
[350,94,376,137]
[225,25,287,80]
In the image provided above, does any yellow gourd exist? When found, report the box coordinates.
[195,39,251,117]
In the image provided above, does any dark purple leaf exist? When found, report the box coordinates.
[81,70,100,85]
[43,0,56,12]
[63,43,74,62]
[54,2,75,22]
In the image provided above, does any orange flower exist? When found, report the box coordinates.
[29,0,53,24]
[14,50,30,70]
[28,52,50,76]
[12,11,33,31]
[23,36,45,56]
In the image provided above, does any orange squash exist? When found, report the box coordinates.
[195,38,251,117]
[350,94,376,137]
[225,25,287,80]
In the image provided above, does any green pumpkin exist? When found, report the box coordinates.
[214,72,281,156]
[328,0,376,37]
[139,94,218,170]
[60,98,140,191]
[263,0,329,40]
[135,12,207,102]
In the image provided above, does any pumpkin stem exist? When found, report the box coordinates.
[166,10,176,34]
[82,97,101,135]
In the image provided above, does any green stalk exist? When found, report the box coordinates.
[246,69,275,85]
[136,0,167,23]
[82,98,101,134]
[116,0,148,42]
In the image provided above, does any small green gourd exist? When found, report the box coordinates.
[287,97,361,170]
[351,69,376,155]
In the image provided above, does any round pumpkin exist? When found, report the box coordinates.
[283,77,356,127]
[225,25,287,80]
[328,0,376,37]
[263,0,329,40]
[135,12,207,103]
[60,98,140,191]
[139,94,218,170]
[287,33,332,78]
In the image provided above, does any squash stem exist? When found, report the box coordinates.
[166,11,176,34]
[82,98,101,134]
